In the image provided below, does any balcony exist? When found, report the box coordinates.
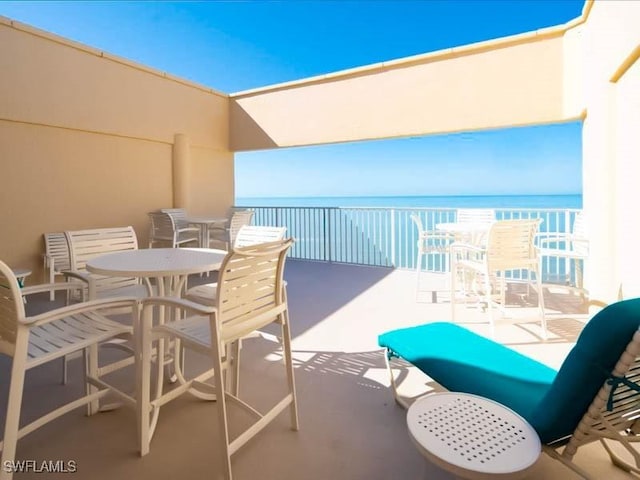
[247,205,585,286]
[0,258,627,479]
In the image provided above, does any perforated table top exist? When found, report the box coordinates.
[407,392,541,479]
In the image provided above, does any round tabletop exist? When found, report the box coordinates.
[11,268,32,279]
[186,217,227,225]
[86,248,227,278]
[436,222,493,234]
[407,392,540,479]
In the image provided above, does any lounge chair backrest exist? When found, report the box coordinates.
[531,298,640,443]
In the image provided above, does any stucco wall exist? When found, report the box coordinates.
[0,18,233,279]
[571,0,640,300]
[230,31,573,151]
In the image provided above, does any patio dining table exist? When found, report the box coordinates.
[186,216,228,249]
[86,247,227,297]
[436,221,493,246]
[86,247,228,412]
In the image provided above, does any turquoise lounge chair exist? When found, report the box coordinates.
[379,298,640,479]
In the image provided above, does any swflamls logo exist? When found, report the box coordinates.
[2,460,77,473]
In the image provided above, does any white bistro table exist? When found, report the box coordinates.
[86,247,227,297]
[407,392,540,479]
[87,247,228,403]
[187,217,227,249]
[436,222,493,247]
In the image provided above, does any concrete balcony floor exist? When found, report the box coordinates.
[0,260,634,479]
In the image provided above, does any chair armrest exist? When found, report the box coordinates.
[420,231,455,241]
[21,282,86,297]
[176,226,200,234]
[22,297,139,326]
[140,296,217,316]
[537,233,570,246]
[450,242,485,254]
[43,253,53,268]
[61,270,91,284]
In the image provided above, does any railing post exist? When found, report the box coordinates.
[325,207,332,262]
[565,209,573,284]
[390,209,396,267]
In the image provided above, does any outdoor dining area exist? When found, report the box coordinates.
[0,208,299,480]
[1,1,639,477]
[2,206,640,480]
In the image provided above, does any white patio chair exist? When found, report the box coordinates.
[538,212,588,289]
[208,209,254,250]
[148,211,200,248]
[61,227,148,384]
[64,226,148,301]
[456,208,496,223]
[137,239,298,480]
[455,208,496,245]
[410,213,454,301]
[450,218,547,339]
[0,261,136,480]
[42,232,71,301]
[185,225,287,306]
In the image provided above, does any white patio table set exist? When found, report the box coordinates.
[86,246,227,428]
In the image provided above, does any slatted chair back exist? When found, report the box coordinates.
[234,225,287,248]
[43,232,71,273]
[66,226,140,296]
[43,232,72,301]
[571,212,588,256]
[485,219,541,273]
[149,211,176,247]
[0,263,24,352]
[160,208,191,229]
[216,238,293,343]
[229,210,255,246]
[456,208,496,224]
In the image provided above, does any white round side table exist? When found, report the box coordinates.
[12,268,32,288]
[11,268,32,304]
[407,392,541,479]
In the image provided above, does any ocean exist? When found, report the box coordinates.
[234,194,583,280]
[236,194,582,209]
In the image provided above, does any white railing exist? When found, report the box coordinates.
[240,206,583,284]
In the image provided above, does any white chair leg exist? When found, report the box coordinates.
[61,356,68,385]
[485,272,495,337]
[211,334,233,480]
[281,309,299,430]
[415,252,422,300]
[137,306,153,457]
[49,265,55,302]
[536,268,548,340]
[84,345,99,416]
[450,258,457,322]
[0,336,29,480]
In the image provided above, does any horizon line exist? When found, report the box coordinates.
[236,193,582,199]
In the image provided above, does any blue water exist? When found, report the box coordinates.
[236,194,582,209]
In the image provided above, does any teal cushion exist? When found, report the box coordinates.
[378,322,557,421]
[531,298,640,443]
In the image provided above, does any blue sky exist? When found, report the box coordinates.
[0,1,585,198]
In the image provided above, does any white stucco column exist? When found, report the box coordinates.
[172,133,190,209]
[582,83,617,302]
[613,61,640,298]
